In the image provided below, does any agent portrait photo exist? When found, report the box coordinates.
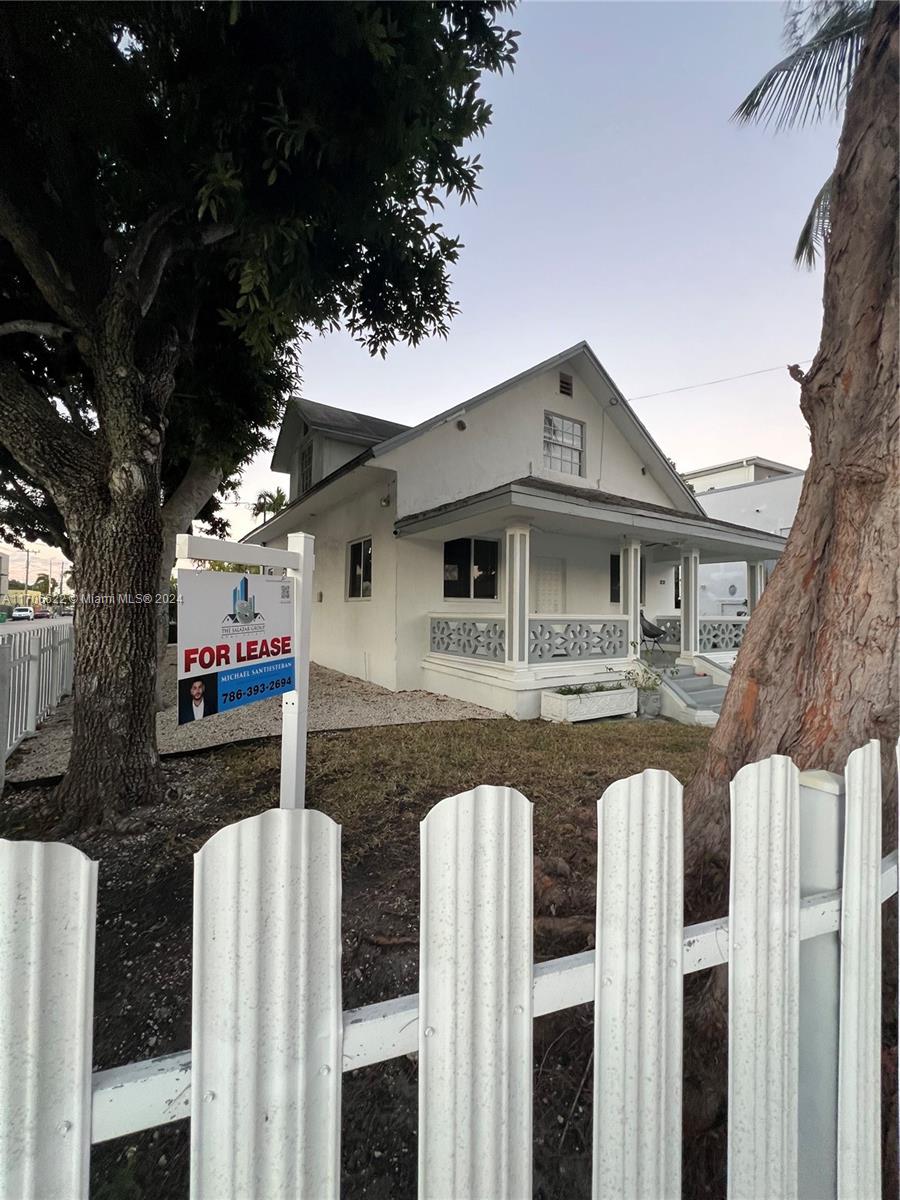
[178,674,218,724]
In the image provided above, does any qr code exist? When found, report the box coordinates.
[281,583,290,600]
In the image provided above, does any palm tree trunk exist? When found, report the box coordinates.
[681,4,898,1190]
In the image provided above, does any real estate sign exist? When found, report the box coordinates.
[177,570,295,725]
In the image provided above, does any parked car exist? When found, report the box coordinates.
[33,609,52,619]
[59,606,74,617]
[11,606,34,621]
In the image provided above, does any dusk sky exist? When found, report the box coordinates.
[5,1,844,576]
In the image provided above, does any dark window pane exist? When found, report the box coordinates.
[348,540,363,598]
[674,566,681,610]
[640,558,646,606]
[443,538,471,599]
[610,553,621,604]
[473,540,499,600]
[361,538,372,598]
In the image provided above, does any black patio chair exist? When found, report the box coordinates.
[640,611,666,660]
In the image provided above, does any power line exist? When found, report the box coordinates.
[627,359,814,402]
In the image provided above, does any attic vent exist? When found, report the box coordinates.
[559,372,573,397]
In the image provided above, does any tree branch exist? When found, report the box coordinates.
[0,319,71,340]
[0,187,89,332]
[162,455,224,536]
[123,203,182,276]
[0,359,96,500]
[138,232,178,317]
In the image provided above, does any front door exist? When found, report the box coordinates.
[531,556,566,614]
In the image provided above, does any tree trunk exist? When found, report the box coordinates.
[681,6,898,1190]
[53,489,165,827]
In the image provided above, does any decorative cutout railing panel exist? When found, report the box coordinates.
[528,618,628,663]
[430,618,506,661]
[699,618,748,652]
[655,617,681,646]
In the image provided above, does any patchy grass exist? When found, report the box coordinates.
[304,716,710,868]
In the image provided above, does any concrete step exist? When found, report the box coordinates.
[677,674,716,694]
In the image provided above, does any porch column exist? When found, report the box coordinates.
[747,561,767,612]
[621,538,642,656]
[680,547,700,658]
[504,525,531,668]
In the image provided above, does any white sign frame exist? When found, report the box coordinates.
[175,532,314,810]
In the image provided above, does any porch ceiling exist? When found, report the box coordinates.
[395,478,785,562]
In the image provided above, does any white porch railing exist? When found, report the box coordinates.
[528,615,628,663]
[0,621,74,779]
[429,615,506,661]
[0,742,893,1198]
[428,614,632,666]
[654,614,750,652]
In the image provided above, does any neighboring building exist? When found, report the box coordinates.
[0,552,8,600]
[683,456,801,493]
[244,342,785,718]
[684,460,805,615]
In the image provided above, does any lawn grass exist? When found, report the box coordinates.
[302,716,711,868]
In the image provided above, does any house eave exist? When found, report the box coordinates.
[395,480,786,559]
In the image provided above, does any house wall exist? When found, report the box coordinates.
[263,476,400,689]
[287,434,368,501]
[0,552,8,598]
[699,473,804,536]
[376,367,675,520]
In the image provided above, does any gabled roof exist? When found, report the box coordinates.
[271,397,410,473]
[371,341,704,516]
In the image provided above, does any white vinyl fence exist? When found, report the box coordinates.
[0,621,73,784]
[0,741,896,1199]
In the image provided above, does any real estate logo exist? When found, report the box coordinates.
[224,576,263,624]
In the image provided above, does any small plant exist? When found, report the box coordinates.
[625,663,662,692]
[556,681,627,696]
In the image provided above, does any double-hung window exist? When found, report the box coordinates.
[298,441,313,494]
[443,538,499,600]
[543,412,585,476]
[347,536,372,599]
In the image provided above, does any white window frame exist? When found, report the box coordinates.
[543,411,586,477]
[442,537,501,603]
[346,535,373,601]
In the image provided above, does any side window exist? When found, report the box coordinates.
[347,536,372,599]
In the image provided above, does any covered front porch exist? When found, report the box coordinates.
[399,477,782,719]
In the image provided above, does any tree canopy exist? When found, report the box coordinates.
[0,0,519,821]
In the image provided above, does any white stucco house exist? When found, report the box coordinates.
[243,342,786,718]
[683,457,805,615]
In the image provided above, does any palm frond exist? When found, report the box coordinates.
[734,2,873,131]
[794,173,833,268]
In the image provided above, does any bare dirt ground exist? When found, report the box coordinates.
[4,656,500,782]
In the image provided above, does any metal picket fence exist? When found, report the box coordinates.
[0,621,74,785]
[0,740,895,1199]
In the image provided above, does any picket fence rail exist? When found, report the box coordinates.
[0,622,74,780]
[0,741,895,1199]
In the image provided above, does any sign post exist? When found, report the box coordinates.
[175,532,315,809]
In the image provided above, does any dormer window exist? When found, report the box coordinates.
[298,441,313,494]
[543,412,584,476]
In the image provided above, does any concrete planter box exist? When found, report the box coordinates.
[541,686,637,724]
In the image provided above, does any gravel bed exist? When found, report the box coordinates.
[4,651,499,782]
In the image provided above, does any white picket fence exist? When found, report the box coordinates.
[0,621,73,785]
[0,741,895,1199]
